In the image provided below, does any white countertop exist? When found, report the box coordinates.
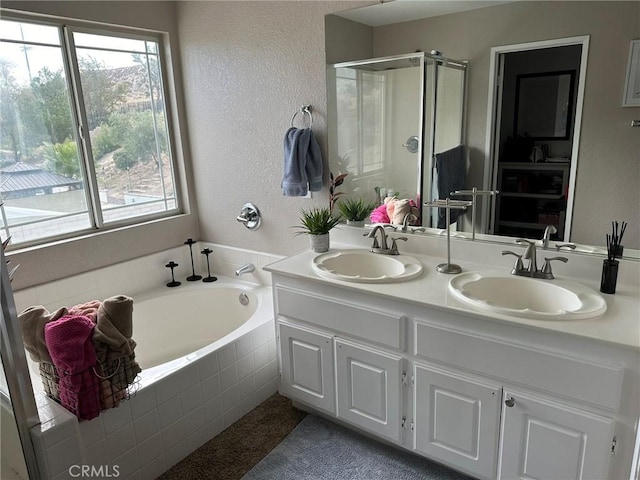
[265,243,640,352]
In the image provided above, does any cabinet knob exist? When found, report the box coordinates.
[505,396,515,407]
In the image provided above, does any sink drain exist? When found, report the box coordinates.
[239,293,250,306]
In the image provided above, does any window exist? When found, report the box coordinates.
[335,67,386,176]
[0,17,179,247]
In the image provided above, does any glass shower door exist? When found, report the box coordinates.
[1,247,40,479]
[1,356,29,479]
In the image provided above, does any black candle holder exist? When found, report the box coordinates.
[165,261,181,287]
[201,248,217,283]
[184,238,202,281]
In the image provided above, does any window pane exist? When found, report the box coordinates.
[74,33,177,224]
[361,71,384,174]
[0,20,60,45]
[74,32,147,53]
[1,30,90,245]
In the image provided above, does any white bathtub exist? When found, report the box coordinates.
[25,274,279,479]
[133,278,272,374]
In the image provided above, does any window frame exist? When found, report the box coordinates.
[0,11,183,250]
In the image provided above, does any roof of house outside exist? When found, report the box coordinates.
[0,162,83,193]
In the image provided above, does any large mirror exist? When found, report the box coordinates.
[325,1,639,255]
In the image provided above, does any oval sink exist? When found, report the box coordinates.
[449,272,607,320]
[312,249,423,283]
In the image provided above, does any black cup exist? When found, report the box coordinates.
[614,244,624,258]
[600,259,619,294]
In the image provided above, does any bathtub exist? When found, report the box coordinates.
[27,275,279,479]
[133,277,273,377]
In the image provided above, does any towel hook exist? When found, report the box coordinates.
[290,105,313,128]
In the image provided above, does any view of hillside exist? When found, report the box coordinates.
[0,22,176,244]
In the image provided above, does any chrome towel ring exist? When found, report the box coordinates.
[290,105,313,128]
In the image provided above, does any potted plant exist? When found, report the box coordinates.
[294,207,341,253]
[337,198,378,227]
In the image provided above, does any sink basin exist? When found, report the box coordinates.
[312,249,423,283]
[449,272,607,320]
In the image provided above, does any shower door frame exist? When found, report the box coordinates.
[1,248,41,479]
[422,54,469,228]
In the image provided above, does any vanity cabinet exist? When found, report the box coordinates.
[270,274,638,480]
[335,338,404,442]
[499,389,615,480]
[413,363,501,479]
[278,321,335,414]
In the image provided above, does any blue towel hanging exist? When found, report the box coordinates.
[434,145,465,228]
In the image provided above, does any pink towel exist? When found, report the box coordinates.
[44,315,101,420]
[370,204,390,224]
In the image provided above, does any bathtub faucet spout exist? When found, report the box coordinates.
[235,263,255,276]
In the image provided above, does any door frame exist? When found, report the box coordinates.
[483,35,589,241]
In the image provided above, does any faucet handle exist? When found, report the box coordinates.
[502,250,524,275]
[556,243,576,251]
[390,236,407,254]
[364,231,380,249]
[541,256,568,279]
[515,238,535,246]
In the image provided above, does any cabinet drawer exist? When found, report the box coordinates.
[414,321,623,410]
[276,286,404,350]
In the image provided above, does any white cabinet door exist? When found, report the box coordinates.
[500,390,615,480]
[335,338,404,442]
[414,363,501,480]
[278,321,335,414]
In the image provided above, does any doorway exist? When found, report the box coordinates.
[485,36,589,242]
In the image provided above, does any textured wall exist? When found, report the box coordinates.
[175,1,372,256]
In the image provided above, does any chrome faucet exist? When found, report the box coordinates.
[516,239,538,274]
[542,225,558,249]
[365,225,404,255]
[503,239,568,279]
[399,213,418,233]
[235,263,255,276]
[367,225,389,251]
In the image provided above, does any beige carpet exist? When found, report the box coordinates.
[158,394,307,479]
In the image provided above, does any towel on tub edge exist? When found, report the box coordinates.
[93,295,141,389]
[19,305,69,363]
[44,314,101,421]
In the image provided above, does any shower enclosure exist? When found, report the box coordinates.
[1,247,40,479]
[326,51,467,227]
